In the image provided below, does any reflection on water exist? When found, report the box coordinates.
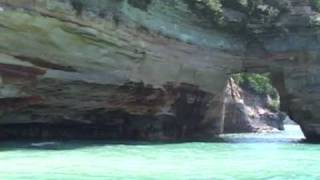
[0,125,319,180]
[221,125,305,143]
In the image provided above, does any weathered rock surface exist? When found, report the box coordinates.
[0,0,319,141]
[224,78,285,133]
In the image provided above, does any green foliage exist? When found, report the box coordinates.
[205,0,223,13]
[194,0,222,12]
[267,99,280,112]
[233,73,280,112]
[71,0,84,15]
[187,0,287,31]
[232,73,277,98]
[311,0,320,11]
[186,0,224,24]
[188,0,247,23]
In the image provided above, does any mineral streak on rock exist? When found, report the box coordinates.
[0,0,319,141]
[0,96,43,111]
[0,63,46,78]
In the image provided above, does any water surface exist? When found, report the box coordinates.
[0,125,319,180]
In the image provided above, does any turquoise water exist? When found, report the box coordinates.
[0,125,319,180]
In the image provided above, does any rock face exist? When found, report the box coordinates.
[0,0,319,141]
[224,78,285,133]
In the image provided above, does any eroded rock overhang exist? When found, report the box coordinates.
[0,0,319,141]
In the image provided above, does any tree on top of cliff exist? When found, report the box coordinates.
[232,73,277,98]
[186,0,291,33]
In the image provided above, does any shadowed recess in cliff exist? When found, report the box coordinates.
[0,81,220,141]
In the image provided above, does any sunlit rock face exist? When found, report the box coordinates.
[224,78,285,133]
[0,0,319,141]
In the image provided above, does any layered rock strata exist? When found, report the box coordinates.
[0,0,319,141]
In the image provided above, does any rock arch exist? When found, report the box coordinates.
[0,0,319,141]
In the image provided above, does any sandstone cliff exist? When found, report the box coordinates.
[0,0,319,141]
[224,77,285,133]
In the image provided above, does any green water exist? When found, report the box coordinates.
[0,125,319,180]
